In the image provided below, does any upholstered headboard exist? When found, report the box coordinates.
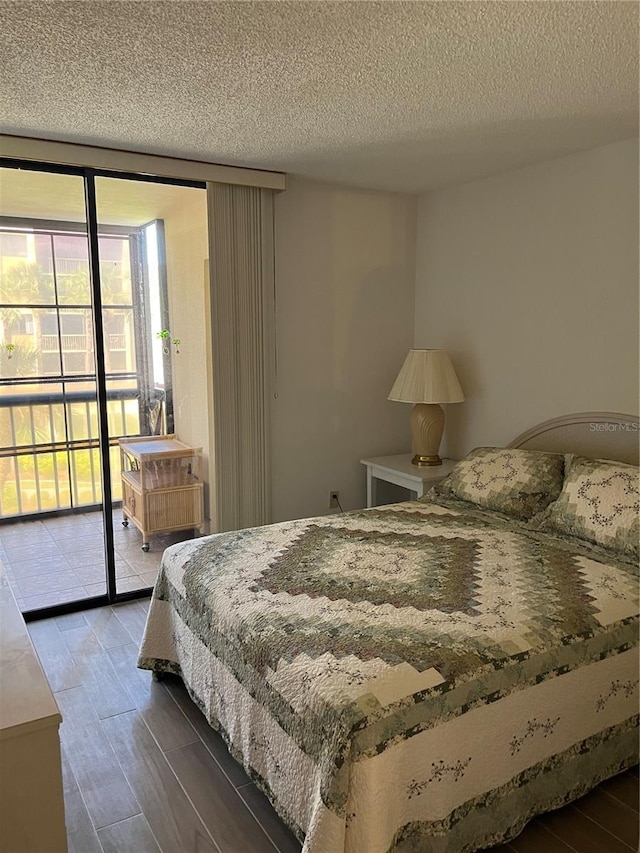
[508,412,639,465]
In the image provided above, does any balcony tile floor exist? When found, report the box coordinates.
[0,509,197,613]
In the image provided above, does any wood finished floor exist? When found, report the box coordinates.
[29,600,639,853]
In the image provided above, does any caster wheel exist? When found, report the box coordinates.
[122,519,129,527]
[141,543,150,552]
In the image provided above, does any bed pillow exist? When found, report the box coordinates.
[529,456,639,560]
[433,446,565,521]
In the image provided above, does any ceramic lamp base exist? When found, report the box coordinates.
[410,403,445,466]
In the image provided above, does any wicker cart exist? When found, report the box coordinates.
[119,435,204,551]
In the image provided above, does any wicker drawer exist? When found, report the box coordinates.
[121,476,138,522]
[143,485,203,533]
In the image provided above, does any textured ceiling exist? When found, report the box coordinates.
[1,1,638,194]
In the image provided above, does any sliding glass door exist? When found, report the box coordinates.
[94,175,209,596]
[0,161,208,615]
[0,166,109,611]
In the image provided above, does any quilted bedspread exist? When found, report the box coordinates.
[138,498,639,853]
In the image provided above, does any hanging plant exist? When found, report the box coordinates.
[156,330,181,355]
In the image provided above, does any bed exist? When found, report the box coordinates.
[138,412,639,852]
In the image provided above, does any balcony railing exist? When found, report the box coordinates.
[0,388,142,518]
[41,334,90,352]
[39,334,126,353]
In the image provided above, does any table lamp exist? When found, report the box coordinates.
[388,349,464,466]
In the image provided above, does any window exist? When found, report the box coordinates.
[0,219,172,513]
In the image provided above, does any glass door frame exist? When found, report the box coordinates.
[0,157,205,621]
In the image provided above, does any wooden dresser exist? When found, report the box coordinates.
[0,566,67,852]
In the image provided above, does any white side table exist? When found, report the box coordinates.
[360,454,457,508]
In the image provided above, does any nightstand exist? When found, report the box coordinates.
[360,454,457,508]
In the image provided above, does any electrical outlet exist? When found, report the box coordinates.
[329,491,340,509]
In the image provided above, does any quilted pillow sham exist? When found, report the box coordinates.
[529,456,639,560]
[432,446,565,521]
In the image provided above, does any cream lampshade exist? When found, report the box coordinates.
[388,349,464,466]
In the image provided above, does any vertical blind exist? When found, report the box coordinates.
[207,183,275,531]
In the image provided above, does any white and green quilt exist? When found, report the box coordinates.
[138,497,639,852]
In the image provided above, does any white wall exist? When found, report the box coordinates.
[162,189,212,526]
[414,138,639,459]
[273,177,416,521]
